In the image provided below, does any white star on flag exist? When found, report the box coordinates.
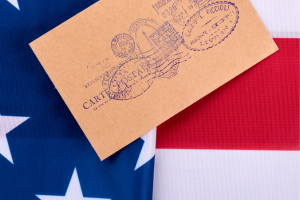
[36,168,111,200]
[7,0,19,10]
[0,115,29,164]
[135,128,156,171]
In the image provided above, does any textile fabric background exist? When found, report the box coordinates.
[0,0,299,200]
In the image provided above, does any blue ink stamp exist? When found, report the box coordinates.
[182,1,239,51]
[104,21,189,100]
[105,59,154,100]
[111,33,135,58]
[149,21,184,67]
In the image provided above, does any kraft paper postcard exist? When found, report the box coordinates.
[30,0,278,160]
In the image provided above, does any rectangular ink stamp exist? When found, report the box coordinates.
[29,0,278,160]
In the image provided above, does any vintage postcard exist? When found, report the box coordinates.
[30,0,278,160]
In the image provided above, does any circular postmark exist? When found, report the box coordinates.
[111,33,135,58]
[182,1,239,51]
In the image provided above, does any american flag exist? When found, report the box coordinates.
[0,0,299,199]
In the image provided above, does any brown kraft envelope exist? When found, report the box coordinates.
[29,0,278,160]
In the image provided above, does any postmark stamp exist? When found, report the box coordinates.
[105,59,154,100]
[111,33,135,58]
[87,1,238,106]
[182,1,239,51]
[104,21,188,100]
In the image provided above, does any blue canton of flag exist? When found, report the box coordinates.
[0,1,156,199]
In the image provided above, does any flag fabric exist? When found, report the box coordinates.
[0,0,156,199]
[154,0,300,199]
[0,0,299,200]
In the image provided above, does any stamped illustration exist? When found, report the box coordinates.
[85,1,239,108]
[105,21,189,100]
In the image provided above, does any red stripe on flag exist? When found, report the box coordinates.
[157,38,299,151]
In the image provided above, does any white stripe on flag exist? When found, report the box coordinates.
[153,149,299,200]
[250,0,300,38]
